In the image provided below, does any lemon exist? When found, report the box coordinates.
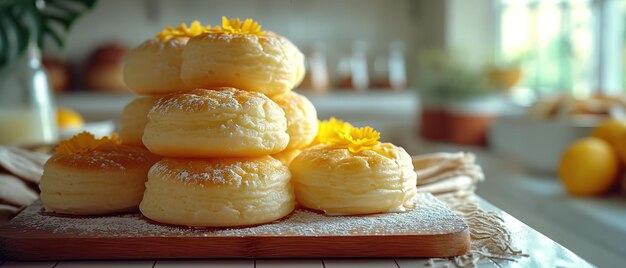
[591,119,626,151]
[558,137,619,196]
[57,107,85,129]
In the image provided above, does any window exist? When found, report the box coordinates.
[497,0,626,98]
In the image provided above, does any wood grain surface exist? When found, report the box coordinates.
[0,193,469,261]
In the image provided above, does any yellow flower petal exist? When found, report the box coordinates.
[155,21,212,40]
[316,117,352,144]
[55,131,121,156]
[211,16,265,36]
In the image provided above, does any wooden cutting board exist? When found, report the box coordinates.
[0,193,469,261]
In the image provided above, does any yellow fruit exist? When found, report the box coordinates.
[57,107,85,129]
[558,137,619,196]
[591,118,626,151]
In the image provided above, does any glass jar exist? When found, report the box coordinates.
[0,44,58,145]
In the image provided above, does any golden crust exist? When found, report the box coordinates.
[180,32,304,96]
[119,97,158,146]
[143,88,289,157]
[47,143,160,171]
[140,156,295,227]
[271,92,318,149]
[290,143,417,215]
[123,38,192,95]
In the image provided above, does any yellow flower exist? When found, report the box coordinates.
[156,20,210,40]
[55,131,120,156]
[339,126,381,153]
[314,118,384,154]
[211,16,266,36]
[155,17,265,40]
[316,117,353,144]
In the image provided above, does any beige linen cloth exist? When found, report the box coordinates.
[0,147,526,266]
[414,152,527,267]
[0,146,49,223]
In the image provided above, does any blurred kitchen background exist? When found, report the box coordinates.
[2,0,626,266]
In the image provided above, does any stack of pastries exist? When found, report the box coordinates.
[39,17,418,227]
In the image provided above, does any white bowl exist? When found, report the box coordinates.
[489,115,597,173]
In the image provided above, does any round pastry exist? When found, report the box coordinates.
[271,92,318,149]
[143,87,289,157]
[140,156,294,227]
[124,21,208,95]
[272,149,302,166]
[119,96,158,146]
[181,17,304,96]
[39,132,160,215]
[290,120,417,216]
[291,143,417,215]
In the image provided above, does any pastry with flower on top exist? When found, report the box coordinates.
[181,17,305,96]
[124,21,210,95]
[290,118,417,215]
[39,132,160,215]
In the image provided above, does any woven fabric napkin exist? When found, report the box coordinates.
[0,146,50,224]
[412,152,527,267]
[413,152,484,194]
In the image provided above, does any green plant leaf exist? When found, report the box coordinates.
[0,19,9,66]
[42,24,64,47]
[7,9,30,60]
[0,0,97,69]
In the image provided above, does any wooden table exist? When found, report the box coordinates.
[0,198,592,268]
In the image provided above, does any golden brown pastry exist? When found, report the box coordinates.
[119,97,158,146]
[123,21,208,95]
[39,132,160,215]
[271,92,318,149]
[140,156,294,227]
[181,17,304,96]
[142,87,289,157]
[290,119,417,215]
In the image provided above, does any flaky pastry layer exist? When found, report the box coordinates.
[143,88,289,157]
[124,38,192,95]
[140,156,295,227]
[40,145,160,215]
[181,32,304,96]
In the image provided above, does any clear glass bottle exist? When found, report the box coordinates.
[0,44,58,145]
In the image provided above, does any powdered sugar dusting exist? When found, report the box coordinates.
[150,157,282,187]
[5,193,466,237]
[150,88,254,114]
